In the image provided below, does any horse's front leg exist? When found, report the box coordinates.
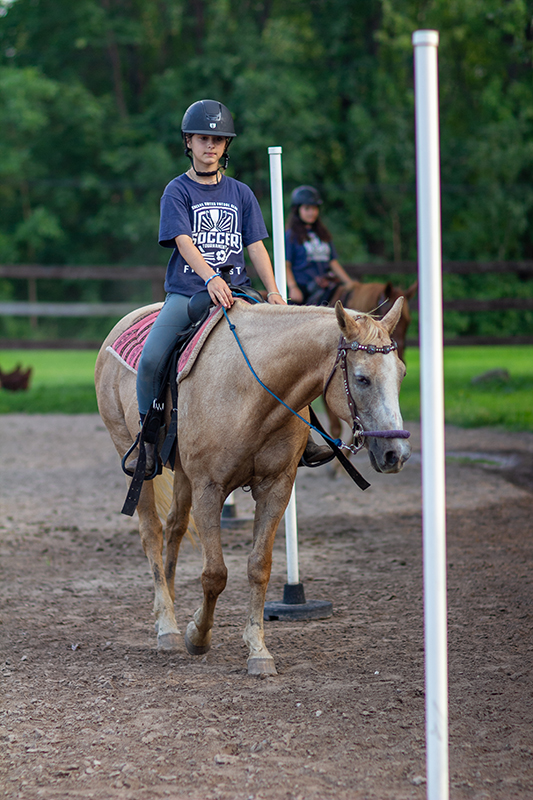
[184,483,227,656]
[164,468,192,605]
[244,471,296,676]
[136,482,181,650]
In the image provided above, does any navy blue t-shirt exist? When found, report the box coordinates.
[159,173,268,296]
[285,229,338,293]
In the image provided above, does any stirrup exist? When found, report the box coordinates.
[121,433,159,480]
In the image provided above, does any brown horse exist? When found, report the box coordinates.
[326,279,417,443]
[95,299,410,676]
[335,279,417,362]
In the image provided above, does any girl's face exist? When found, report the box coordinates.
[187,134,229,171]
[298,204,320,225]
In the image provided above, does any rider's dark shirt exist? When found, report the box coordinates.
[285,229,338,297]
[159,173,268,296]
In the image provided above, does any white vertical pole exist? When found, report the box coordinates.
[268,145,299,585]
[412,30,449,800]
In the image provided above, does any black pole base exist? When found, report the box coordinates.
[263,582,333,621]
[220,503,253,529]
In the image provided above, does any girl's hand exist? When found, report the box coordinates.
[288,284,304,304]
[206,275,234,308]
[266,291,287,305]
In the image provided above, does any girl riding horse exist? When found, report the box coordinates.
[131,100,331,474]
[285,185,353,306]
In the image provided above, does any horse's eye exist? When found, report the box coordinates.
[355,375,371,386]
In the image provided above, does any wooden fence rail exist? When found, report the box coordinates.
[1,261,533,348]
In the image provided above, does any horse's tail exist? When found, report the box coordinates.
[153,467,198,546]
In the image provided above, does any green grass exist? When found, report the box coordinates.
[400,345,533,430]
[1,345,533,430]
[0,350,99,413]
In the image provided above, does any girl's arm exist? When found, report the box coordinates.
[175,235,234,308]
[246,240,286,304]
[329,258,354,286]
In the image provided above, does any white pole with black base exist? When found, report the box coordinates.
[263,146,332,621]
[413,29,449,800]
[221,491,253,528]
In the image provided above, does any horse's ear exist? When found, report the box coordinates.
[335,301,362,338]
[381,296,404,334]
[384,281,393,298]
[335,300,360,338]
[405,281,418,300]
[335,300,348,333]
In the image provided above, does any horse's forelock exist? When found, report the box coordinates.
[345,311,391,346]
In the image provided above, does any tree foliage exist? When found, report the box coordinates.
[1,0,533,338]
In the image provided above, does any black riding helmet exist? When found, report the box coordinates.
[290,185,323,207]
[182,99,236,175]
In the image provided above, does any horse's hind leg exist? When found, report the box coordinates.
[184,484,227,656]
[136,483,181,650]
[244,472,295,676]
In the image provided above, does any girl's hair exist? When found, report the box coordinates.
[286,207,332,245]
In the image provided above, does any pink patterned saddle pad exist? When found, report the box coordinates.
[107,306,223,376]
[107,309,160,373]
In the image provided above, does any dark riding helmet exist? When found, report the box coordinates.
[181,99,236,138]
[290,185,323,207]
[181,99,236,174]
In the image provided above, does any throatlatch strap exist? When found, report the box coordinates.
[308,408,371,491]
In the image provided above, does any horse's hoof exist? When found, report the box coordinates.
[247,657,277,676]
[184,622,211,656]
[157,632,181,651]
[184,632,211,655]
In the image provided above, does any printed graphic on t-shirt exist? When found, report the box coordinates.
[303,232,331,263]
[191,201,242,267]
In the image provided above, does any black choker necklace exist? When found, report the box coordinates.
[187,168,220,185]
[191,167,219,177]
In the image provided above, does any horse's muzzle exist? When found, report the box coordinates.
[368,439,411,474]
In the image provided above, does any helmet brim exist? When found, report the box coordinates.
[183,129,236,137]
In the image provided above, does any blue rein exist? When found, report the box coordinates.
[222,304,347,450]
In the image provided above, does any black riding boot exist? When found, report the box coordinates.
[125,440,156,477]
[124,414,160,477]
[298,434,333,467]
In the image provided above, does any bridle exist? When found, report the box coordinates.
[323,335,410,453]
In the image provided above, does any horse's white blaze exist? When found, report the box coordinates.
[346,342,409,474]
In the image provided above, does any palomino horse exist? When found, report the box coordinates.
[95,298,410,676]
[326,279,417,443]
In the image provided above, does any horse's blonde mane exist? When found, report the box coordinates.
[234,299,390,346]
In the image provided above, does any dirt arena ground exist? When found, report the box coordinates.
[1,414,532,800]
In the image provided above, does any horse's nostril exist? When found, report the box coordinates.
[385,450,399,467]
